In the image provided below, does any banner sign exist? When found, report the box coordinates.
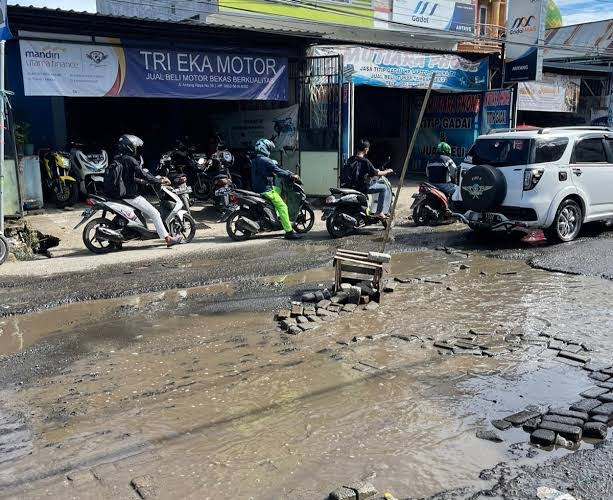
[517,74,580,113]
[505,0,546,82]
[209,105,298,149]
[413,93,481,171]
[481,89,513,134]
[19,39,288,100]
[311,45,488,92]
[0,0,11,40]
[392,0,474,34]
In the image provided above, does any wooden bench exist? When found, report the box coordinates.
[333,249,385,301]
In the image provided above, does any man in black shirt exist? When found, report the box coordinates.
[344,139,394,219]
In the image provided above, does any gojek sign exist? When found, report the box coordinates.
[505,0,546,82]
[19,38,288,100]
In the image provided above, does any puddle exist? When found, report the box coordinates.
[0,251,612,499]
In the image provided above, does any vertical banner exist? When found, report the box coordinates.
[505,0,546,82]
[413,93,481,171]
[340,82,353,164]
[0,0,11,40]
[481,89,513,135]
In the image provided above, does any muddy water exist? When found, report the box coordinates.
[1,251,612,499]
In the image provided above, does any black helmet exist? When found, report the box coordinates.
[118,134,144,157]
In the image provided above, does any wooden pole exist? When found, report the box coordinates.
[380,72,436,253]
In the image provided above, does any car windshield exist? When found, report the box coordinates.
[465,138,530,167]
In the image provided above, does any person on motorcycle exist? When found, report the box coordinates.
[426,142,458,198]
[251,138,302,240]
[116,134,183,247]
[344,139,394,220]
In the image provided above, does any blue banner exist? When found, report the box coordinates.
[480,89,513,135]
[0,0,11,40]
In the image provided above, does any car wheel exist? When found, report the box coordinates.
[545,199,583,243]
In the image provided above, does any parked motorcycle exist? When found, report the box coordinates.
[169,174,192,214]
[222,178,314,241]
[68,142,108,196]
[75,183,196,254]
[322,176,394,238]
[39,149,79,208]
[411,182,456,226]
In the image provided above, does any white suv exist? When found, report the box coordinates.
[452,127,613,242]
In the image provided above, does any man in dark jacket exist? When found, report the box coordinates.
[426,142,458,197]
[117,134,182,247]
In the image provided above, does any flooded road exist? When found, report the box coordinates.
[0,250,612,499]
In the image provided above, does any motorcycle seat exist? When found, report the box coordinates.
[330,187,364,196]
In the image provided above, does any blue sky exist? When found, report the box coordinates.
[6,0,607,26]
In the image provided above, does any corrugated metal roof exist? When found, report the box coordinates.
[544,18,613,60]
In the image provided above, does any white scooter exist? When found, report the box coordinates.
[69,142,109,196]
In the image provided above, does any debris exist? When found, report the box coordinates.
[538,421,582,442]
[554,435,573,449]
[491,419,512,431]
[394,277,413,283]
[459,264,470,270]
[476,429,503,443]
[353,481,379,499]
[329,487,357,500]
[530,429,556,446]
[583,422,607,440]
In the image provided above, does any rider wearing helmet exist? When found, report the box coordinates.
[116,134,182,247]
[425,142,458,198]
[251,138,302,240]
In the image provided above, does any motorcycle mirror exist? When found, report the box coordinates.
[198,158,206,165]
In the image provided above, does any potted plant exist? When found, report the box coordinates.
[15,122,33,156]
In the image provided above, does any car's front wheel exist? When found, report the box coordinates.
[545,199,583,243]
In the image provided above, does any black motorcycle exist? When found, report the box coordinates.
[222,179,314,241]
[322,176,394,238]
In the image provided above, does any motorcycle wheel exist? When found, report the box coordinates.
[169,214,197,243]
[326,212,353,239]
[226,210,254,242]
[53,181,79,208]
[0,234,9,265]
[294,205,315,234]
[412,202,431,226]
[83,218,120,254]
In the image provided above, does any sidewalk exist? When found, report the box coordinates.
[0,181,420,278]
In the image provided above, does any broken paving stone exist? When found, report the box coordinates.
[580,387,609,399]
[299,322,319,332]
[330,487,357,500]
[584,422,608,440]
[130,475,157,499]
[522,418,541,433]
[331,292,349,304]
[590,414,613,425]
[317,299,332,309]
[340,283,352,292]
[562,343,584,354]
[530,429,556,446]
[549,408,589,421]
[368,251,391,263]
[353,481,379,499]
[307,315,321,323]
[548,340,566,351]
[589,371,611,382]
[538,421,582,442]
[348,286,362,304]
[360,295,370,305]
[482,347,510,357]
[469,328,492,336]
[287,326,302,335]
[314,291,326,302]
[558,351,590,364]
[541,414,585,428]
[317,307,335,317]
[303,306,316,316]
[343,303,358,313]
[301,292,317,303]
[383,281,397,293]
[454,341,480,350]
[570,399,603,413]
[590,402,613,418]
[322,288,332,300]
[279,319,297,330]
[394,276,413,283]
[276,309,290,320]
[504,410,542,426]
[476,429,503,443]
[328,304,343,313]
[296,316,310,324]
[291,304,304,317]
[434,341,454,351]
[364,301,379,311]
[491,419,513,431]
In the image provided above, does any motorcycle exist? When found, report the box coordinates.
[169,174,192,214]
[159,141,209,201]
[39,149,79,208]
[222,178,314,241]
[69,142,108,196]
[322,176,394,238]
[75,183,197,254]
[411,182,456,226]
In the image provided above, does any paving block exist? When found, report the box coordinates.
[549,408,588,421]
[343,303,358,313]
[542,414,584,428]
[590,402,613,418]
[454,341,480,350]
[491,419,512,431]
[434,341,454,351]
[354,481,379,499]
[570,399,602,413]
[563,343,584,354]
[597,392,613,403]
[383,281,397,293]
[299,322,319,331]
[307,315,321,323]
[364,301,379,311]
[296,316,309,324]
[287,325,302,335]
[538,421,582,442]
[331,292,349,304]
[600,367,613,376]
[279,319,296,330]
[317,307,335,317]
[580,387,609,399]
[530,429,556,446]
[130,475,157,499]
[469,328,492,336]
[589,371,611,382]
[522,418,541,433]
[476,429,503,442]
[322,288,332,300]
[558,351,590,364]
[597,381,613,390]
[291,304,304,317]
[584,422,608,440]
[317,299,332,309]
[330,487,357,500]
[360,295,370,305]
[314,291,326,302]
[348,286,362,304]
[340,283,352,292]
[301,292,317,303]
[504,410,542,426]
[368,251,391,263]
[590,414,613,425]
[303,306,317,316]
[547,339,566,350]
